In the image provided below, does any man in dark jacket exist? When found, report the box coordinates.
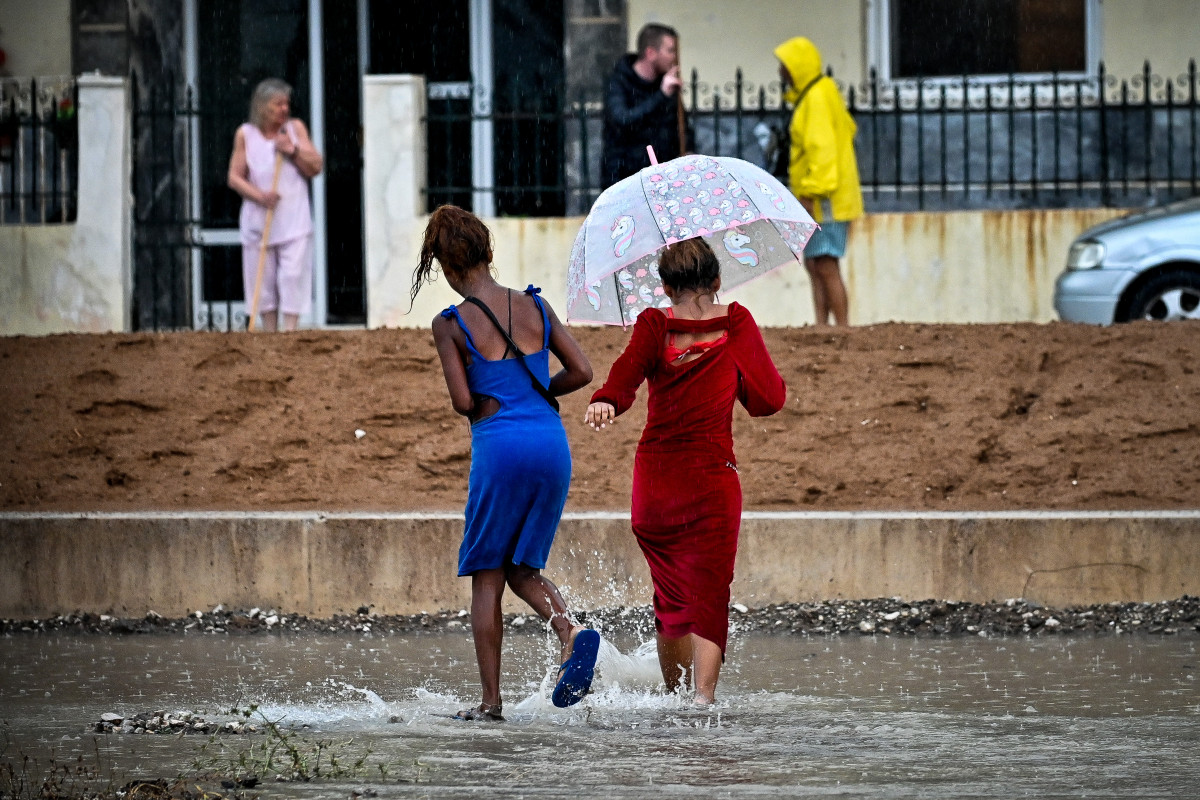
[600,23,683,189]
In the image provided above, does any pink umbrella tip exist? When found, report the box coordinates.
[646,145,659,166]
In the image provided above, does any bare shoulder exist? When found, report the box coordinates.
[431,311,457,338]
[289,118,312,140]
[534,291,563,321]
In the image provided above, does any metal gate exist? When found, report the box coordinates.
[131,73,249,332]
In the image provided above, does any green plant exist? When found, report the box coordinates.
[195,705,384,784]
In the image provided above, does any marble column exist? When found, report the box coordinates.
[363,75,428,329]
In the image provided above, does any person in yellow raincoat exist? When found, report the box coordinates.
[774,36,864,326]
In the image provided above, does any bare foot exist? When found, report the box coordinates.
[559,625,586,673]
[693,693,716,706]
[453,702,504,721]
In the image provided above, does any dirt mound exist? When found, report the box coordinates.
[2,321,1198,512]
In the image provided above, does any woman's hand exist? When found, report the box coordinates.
[258,189,280,209]
[273,131,297,158]
[584,402,616,430]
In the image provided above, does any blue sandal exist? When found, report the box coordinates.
[552,629,600,708]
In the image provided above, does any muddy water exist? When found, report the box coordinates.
[1,631,1196,798]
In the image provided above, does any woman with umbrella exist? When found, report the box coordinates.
[584,237,786,705]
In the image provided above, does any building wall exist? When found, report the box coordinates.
[0,77,131,335]
[626,0,866,91]
[365,76,1124,329]
[371,209,1124,330]
[365,77,1127,330]
[1101,0,1200,78]
[0,0,72,77]
[626,1,1199,91]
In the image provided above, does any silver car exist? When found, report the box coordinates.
[1053,197,1200,323]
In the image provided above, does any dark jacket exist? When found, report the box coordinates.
[600,54,682,188]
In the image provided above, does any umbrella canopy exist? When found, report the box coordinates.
[566,153,817,325]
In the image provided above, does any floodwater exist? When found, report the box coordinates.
[0,629,1196,798]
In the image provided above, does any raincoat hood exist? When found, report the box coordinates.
[774,37,822,105]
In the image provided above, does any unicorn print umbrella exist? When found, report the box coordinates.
[566,151,817,325]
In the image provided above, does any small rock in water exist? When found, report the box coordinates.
[510,615,526,627]
[101,712,123,723]
[882,611,901,621]
[858,620,876,633]
[731,603,749,614]
[1044,617,1061,629]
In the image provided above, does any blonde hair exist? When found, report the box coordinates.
[249,78,292,128]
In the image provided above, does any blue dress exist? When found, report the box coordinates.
[441,287,572,576]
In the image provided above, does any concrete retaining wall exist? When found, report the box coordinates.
[2,511,1197,618]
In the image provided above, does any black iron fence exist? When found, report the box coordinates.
[426,61,1200,216]
[131,73,251,332]
[850,61,1200,211]
[131,74,200,331]
[0,77,79,225]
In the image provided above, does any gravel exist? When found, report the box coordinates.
[3,596,1197,638]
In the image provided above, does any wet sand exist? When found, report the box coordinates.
[3,321,1199,512]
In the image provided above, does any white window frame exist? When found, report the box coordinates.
[866,0,1103,85]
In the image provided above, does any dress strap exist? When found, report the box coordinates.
[440,306,484,359]
[525,285,551,350]
[662,306,729,363]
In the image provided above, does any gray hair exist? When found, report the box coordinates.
[249,78,292,128]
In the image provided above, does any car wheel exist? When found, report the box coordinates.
[1125,269,1200,321]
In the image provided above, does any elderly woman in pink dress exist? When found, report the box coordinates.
[227,78,323,332]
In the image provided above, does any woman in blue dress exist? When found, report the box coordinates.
[411,205,600,721]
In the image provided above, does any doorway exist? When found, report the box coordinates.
[187,0,365,328]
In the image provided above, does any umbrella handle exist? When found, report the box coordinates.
[247,150,284,332]
[646,145,659,166]
[676,93,686,156]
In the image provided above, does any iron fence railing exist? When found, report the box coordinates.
[426,61,1200,216]
[131,74,249,333]
[0,77,79,225]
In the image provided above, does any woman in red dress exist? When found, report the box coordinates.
[585,237,786,704]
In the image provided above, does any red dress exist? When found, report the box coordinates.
[591,302,786,654]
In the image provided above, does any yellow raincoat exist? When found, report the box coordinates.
[773,37,863,223]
